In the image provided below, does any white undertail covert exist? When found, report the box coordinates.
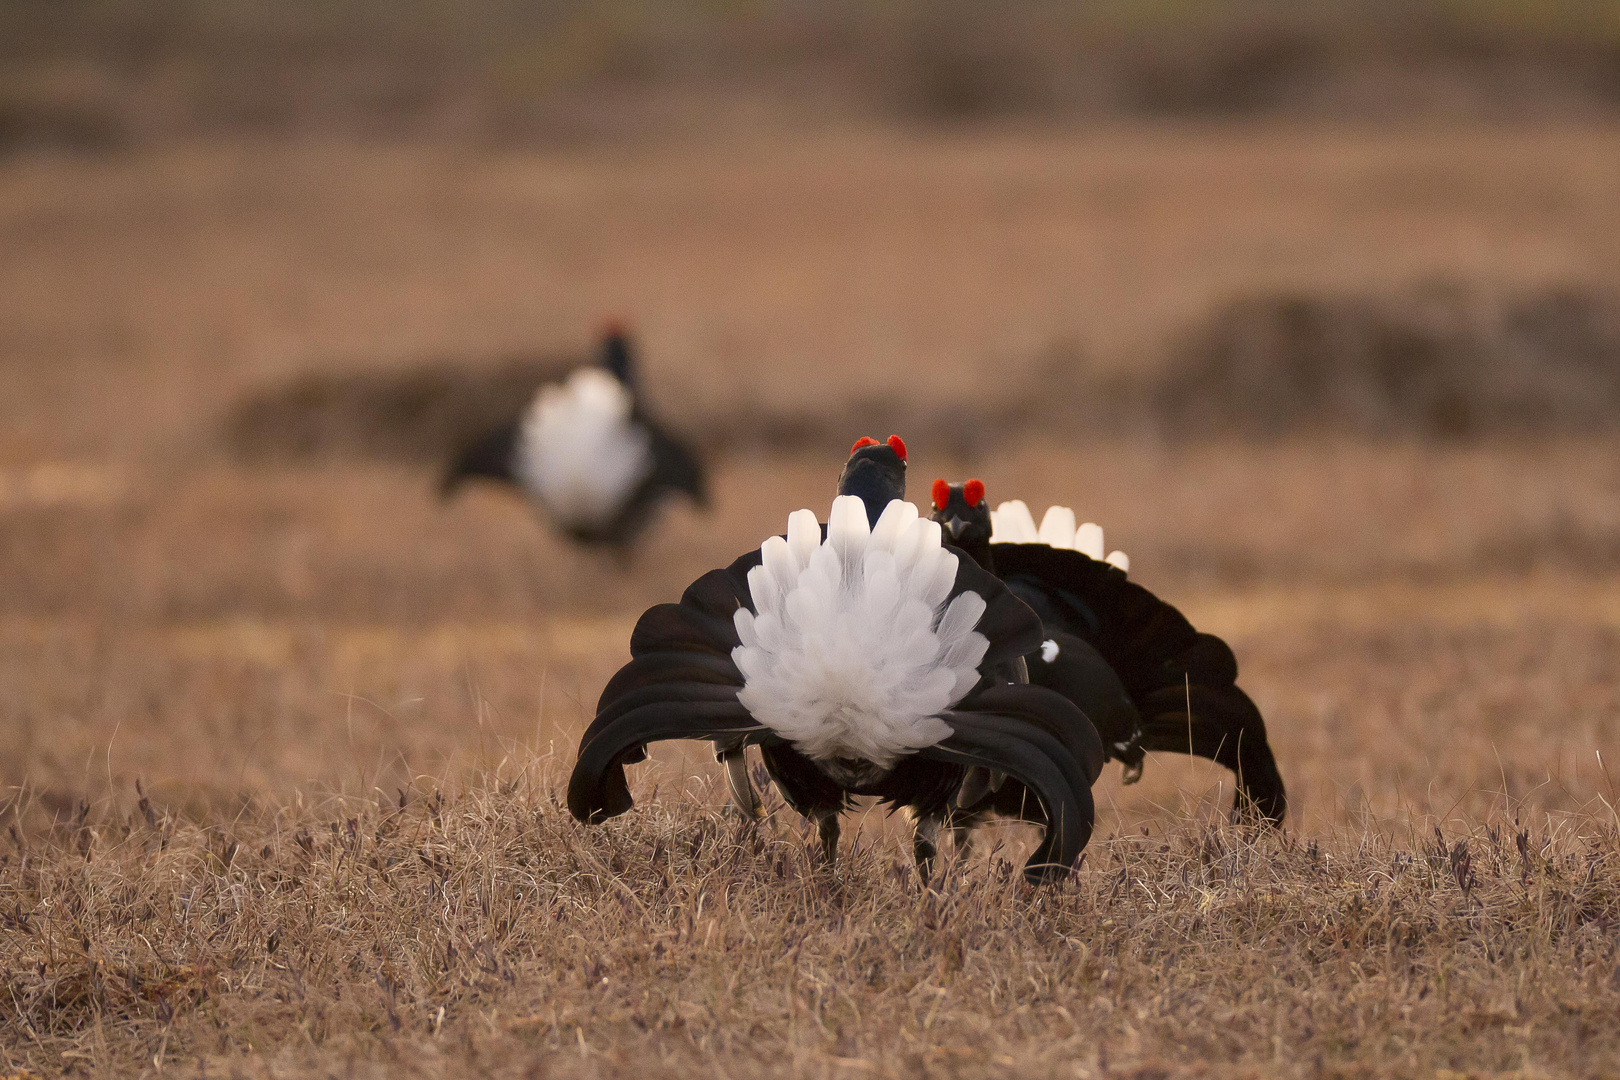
[516,369,654,528]
[732,496,989,769]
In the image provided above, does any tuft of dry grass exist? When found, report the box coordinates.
[3,762,1618,1078]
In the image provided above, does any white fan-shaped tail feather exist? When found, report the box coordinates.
[1039,505,1077,547]
[870,497,917,551]
[990,497,1131,573]
[733,495,989,769]
[1075,521,1105,560]
[517,369,653,528]
[786,508,820,564]
[990,500,1039,543]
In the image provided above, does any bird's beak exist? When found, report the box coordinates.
[944,516,967,539]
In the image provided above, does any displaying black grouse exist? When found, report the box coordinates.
[443,325,706,550]
[928,478,1287,824]
[568,435,1106,884]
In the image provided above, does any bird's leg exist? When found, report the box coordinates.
[719,747,761,820]
[911,812,942,885]
[1116,727,1147,786]
[815,811,841,866]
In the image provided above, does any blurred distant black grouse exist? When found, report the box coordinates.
[568,436,1105,885]
[928,479,1286,824]
[442,326,706,549]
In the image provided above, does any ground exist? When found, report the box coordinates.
[2,121,1619,1078]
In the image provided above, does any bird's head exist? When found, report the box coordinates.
[598,319,634,387]
[929,478,993,562]
[836,435,908,525]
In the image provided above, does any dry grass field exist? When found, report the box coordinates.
[4,88,1620,1078]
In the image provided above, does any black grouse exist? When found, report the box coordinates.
[443,325,706,550]
[928,478,1287,824]
[568,435,1105,884]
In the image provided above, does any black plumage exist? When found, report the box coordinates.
[928,479,1287,824]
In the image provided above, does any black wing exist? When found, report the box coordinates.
[640,413,707,507]
[441,419,520,494]
[922,682,1104,883]
[1027,630,1142,765]
[567,557,762,823]
[991,543,1286,822]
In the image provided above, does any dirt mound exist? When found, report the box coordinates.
[223,367,976,464]
[220,339,1112,465]
[220,285,1620,464]
[221,355,576,465]
[1158,286,1620,438]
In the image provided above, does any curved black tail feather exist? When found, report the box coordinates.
[993,543,1286,824]
[567,697,764,823]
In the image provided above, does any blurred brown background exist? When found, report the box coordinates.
[4,0,1620,836]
